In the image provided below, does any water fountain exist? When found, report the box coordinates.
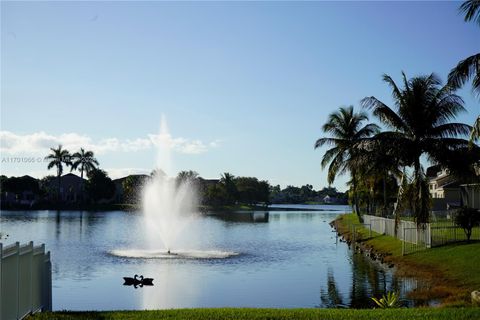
[112,115,237,259]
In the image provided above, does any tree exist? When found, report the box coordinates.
[315,106,379,220]
[234,177,270,206]
[39,175,57,201]
[455,207,480,242]
[448,1,480,97]
[362,73,472,225]
[122,175,147,204]
[45,145,72,202]
[71,148,99,179]
[70,148,99,203]
[86,169,115,203]
[177,170,199,184]
[204,184,229,207]
[220,172,238,204]
[357,139,402,217]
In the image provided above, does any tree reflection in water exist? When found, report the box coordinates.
[319,268,345,308]
[320,253,404,308]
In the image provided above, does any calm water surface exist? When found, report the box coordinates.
[0,206,421,310]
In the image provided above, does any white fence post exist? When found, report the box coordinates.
[0,242,52,320]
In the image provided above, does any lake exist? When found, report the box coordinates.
[0,206,422,310]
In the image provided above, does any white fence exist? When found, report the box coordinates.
[362,215,431,254]
[363,215,431,247]
[351,214,480,255]
[0,242,52,320]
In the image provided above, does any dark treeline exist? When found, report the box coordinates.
[0,165,347,209]
[270,185,347,205]
[199,172,347,207]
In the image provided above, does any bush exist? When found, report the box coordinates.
[454,207,480,242]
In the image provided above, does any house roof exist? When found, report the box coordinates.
[439,180,462,189]
[113,174,150,183]
[60,173,86,182]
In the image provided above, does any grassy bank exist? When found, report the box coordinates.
[334,214,480,306]
[28,308,480,320]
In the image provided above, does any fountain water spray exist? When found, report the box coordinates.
[142,115,198,253]
[111,115,238,259]
[142,174,198,253]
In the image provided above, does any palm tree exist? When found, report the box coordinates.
[220,172,237,204]
[71,148,99,203]
[358,141,402,217]
[71,148,99,179]
[362,72,472,225]
[45,145,72,202]
[448,1,480,96]
[315,106,379,220]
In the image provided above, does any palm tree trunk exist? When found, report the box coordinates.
[57,167,61,203]
[413,157,428,226]
[352,171,362,222]
[383,170,387,217]
[80,168,84,203]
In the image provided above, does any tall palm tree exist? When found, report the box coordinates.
[45,145,72,202]
[71,148,99,179]
[448,1,480,96]
[315,106,379,220]
[362,72,472,225]
[71,148,99,203]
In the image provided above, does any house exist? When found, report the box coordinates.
[46,173,86,203]
[428,168,462,210]
[323,195,337,204]
[460,184,480,209]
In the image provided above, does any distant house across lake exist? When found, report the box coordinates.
[55,173,86,203]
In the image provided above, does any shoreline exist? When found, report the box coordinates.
[0,203,347,212]
[331,213,480,307]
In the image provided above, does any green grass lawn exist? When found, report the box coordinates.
[28,308,480,320]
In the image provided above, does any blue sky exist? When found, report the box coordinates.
[1,1,479,191]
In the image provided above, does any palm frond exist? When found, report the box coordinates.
[315,137,344,149]
[448,53,480,96]
[361,96,407,132]
[460,0,480,25]
[321,147,340,169]
[429,123,472,138]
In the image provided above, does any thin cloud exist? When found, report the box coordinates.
[0,130,221,156]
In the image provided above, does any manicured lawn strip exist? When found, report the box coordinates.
[335,214,403,256]
[28,308,480,320]
[403,243,480,289]
[334,214,480,305]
